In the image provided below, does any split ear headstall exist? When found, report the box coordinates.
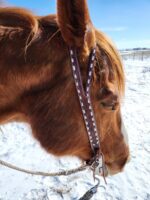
[69,46,106,179]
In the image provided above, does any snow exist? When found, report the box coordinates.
[0,57,150,200]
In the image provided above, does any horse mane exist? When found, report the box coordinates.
[0,7,124,96]
[0,7,38,52]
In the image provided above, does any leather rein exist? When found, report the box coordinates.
[69,46,105,177]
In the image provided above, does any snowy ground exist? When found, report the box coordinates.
[0,58,150,200]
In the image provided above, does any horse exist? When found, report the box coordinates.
[0,0,129,176]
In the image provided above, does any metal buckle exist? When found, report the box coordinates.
[90,153,107,184]
[90,154,103,174]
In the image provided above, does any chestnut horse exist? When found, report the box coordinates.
[0,0,129,176]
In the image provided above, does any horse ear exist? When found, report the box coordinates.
[57,0,94,47]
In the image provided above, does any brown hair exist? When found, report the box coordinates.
[0,1,129,175]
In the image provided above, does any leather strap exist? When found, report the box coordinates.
[69,46,101,161]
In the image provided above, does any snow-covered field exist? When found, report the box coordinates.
[0,58,150,200]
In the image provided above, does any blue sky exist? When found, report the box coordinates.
[7,0,150,49]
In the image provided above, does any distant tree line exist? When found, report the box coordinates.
[120,48,150,52]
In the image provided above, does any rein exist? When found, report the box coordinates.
[0,159,87,176]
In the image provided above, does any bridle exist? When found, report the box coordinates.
[0,45,106,199]
[0,46,106,179]
[69,46,105,177]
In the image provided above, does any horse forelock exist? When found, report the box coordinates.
[95,29,125,98]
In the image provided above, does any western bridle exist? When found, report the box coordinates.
[0,45,105,177]
[69,46,105,177]
[0,46,105,177]
[0,45,106,200]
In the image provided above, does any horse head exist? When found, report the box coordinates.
[0,0,129,176]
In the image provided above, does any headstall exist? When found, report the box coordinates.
[0,46,106,196]
[69,46,105,177]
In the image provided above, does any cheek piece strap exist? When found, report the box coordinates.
[69,46,107,180]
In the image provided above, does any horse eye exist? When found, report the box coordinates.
[100,102,118,111]
[98,87,119,111]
